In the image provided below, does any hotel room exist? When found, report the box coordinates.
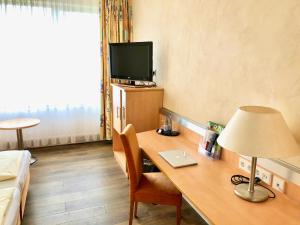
[0,0,300,225]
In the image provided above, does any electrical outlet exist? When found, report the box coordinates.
[272,176,285,193]
[238,157,246,171]
[238,158,272,185]
[255,168,260,177]
[256,166,272,185]
[246,164,252,173]
[239,157,251,173]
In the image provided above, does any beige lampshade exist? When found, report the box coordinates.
[217,106,300,158]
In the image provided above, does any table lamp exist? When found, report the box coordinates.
[217,106,300,202]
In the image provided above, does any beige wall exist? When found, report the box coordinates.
[133,0,300,167]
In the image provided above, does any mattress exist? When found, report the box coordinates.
[0,151,30,225]
[0,151,31,191]
[2,188,20,225]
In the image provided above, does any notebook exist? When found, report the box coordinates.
[159,150,198,168]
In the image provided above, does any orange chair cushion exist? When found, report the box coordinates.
[135,172,182,206]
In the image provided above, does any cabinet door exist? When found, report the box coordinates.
[112,87,121,133]
[121,90,163,133]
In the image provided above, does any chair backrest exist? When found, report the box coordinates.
[120,124,142,193]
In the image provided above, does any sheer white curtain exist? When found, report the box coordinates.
[0,2,101,150]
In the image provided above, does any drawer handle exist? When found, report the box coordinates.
[116,107,120,118]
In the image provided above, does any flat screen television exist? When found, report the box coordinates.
[109,42,153,82]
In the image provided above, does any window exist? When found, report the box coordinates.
[0,3,101,149]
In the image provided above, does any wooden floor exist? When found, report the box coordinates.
[23,142,207,225]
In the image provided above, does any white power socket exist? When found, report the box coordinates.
[272,176,285,193]
[239,157,251,173]
[255,166,272,185]
[238,157,272,185]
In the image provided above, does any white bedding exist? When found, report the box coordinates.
[0,151,30,225]
[0,151,22,182]
[2,188,20,225]
[0,151,31,191]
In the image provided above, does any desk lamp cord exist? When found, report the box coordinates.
[231,175,276,198]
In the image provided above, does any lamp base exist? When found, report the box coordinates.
[234,183,269,202]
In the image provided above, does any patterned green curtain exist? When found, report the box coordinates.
[100,0,133,140]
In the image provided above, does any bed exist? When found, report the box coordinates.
[2,189,21,225]
[0,151,31,225]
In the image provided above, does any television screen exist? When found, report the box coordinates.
[109,42,153,81]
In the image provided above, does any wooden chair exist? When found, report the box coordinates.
[120,124,182,225]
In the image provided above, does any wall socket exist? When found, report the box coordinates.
[255,166,272,185]
[272,176,285,193]
[238,157,272,185]
[239,157,251,173]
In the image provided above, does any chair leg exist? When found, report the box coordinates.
[129,200,134,225]
[176,204,181,225]
[134,202,138,218]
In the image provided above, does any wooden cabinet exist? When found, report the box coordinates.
[111,84,164,174]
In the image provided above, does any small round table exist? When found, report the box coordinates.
[0,118,40,165]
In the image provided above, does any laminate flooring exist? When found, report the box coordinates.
[23,142,207,225]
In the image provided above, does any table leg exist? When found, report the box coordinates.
[16,128,37,165]
[16,129,24,149]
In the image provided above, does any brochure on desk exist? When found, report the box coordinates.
[199,121,225,160]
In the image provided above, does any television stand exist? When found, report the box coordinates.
[113,79,156,88]
[129,80,136,86]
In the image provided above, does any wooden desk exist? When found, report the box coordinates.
[137,130,300,225]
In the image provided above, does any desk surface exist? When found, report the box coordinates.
[137,130,300,225]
